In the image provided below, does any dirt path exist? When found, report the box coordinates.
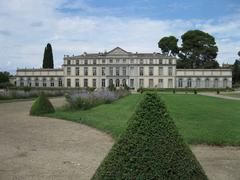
[0,98,113,180]
[200,92,240,100]
[0,98,240,180]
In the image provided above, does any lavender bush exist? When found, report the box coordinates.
[65,89,130,110]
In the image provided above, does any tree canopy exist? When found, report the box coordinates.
[42,43,54,69]
[0,71,10,83]
[159,30,219,69]
[178,30,219,69]
[158,36,179,56]
[232,52,240,84]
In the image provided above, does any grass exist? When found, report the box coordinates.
[47,93,240,146]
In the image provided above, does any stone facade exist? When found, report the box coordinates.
[15,47,232,89]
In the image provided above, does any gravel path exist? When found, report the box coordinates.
[200,92,240,100]
[0,97,240,180]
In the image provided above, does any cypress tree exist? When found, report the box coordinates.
[92,93,208,179]
[42,43,54,69]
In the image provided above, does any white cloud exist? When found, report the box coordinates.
[0,0,240,74]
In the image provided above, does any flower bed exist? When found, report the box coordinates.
[65,89,130,110]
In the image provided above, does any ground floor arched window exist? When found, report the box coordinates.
[187,78,192,88]
[116,79,120,87]
[178,79,183,88]
[214,78,218,88]
[223,78,228,88]
[109,79,113,85]
[196,78,200,88]
[205,78,209,88]
[122,79,126,86]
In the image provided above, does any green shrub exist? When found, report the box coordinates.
[30,93,55,115]
[92,93,208,180]
[173,89,176,94]
[217,90,220,94]
[108,83,116,91]
[194,89,197,94]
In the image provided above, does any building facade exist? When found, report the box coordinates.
[15,47,232,89]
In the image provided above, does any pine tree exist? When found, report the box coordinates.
[92,93,208,179]
[42,43,54,69]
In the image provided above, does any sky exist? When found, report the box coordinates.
[0,0,240,73]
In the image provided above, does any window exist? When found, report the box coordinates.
[130,79,134,88]
[123,59,126,63]
[178,79,183,88]
[67,78,71,87]
[93,79,96,87]
[35,78,39,87]
[130,59,134,64]
[196,78,200,88]
[50,78,54,87]
[84,59,88,65]
[109,59,113,63]
[102,67,105,76]
[116,67,120,76]
[149,67,154,76]
[169,59,172,64]
[149,79,154,88]
[27,78,31,87]
[122,79,126,86]
[116,59,120,63]
[168,79,173,88]
[140,59,143,64]
[43,78,47,87]
[84,79,88,87]
[159,67,163,76]
[75,67,79,76]
[20,77,24,87]
[140,67,144,76]
[116,79,120,87]
[214,78,218,88]
[139,79,144,87]
[187,79,192,88]
[130,66,134,75]
[205,78,209,88]
[223,78,228,88]
[93,67,97,76]
[93,59,96,65]
[84,67,88,76]
[109,67,113,76]
[67,67,71,76]
[109,79,113,86]
[102,59,105,64]
[122,67,126,76]
[76,60,79,65]
[159,79,163,88]
[102,79,105,87]
[75,79,79,87]
[149,59,153,64]
[58,78,62,87]
[159,59,162,64]
[168,67,173,76]
[67,60,71,65]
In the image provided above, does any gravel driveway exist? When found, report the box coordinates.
[0,97,240,180]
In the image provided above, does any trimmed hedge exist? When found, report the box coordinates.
[138,87,233,93]
[30,93,55,115]
[92,93,208,179]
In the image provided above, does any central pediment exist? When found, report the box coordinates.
[107,47,130,55]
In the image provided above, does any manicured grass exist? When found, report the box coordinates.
[47,93,240,146]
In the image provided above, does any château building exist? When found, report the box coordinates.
[15,47,232,89]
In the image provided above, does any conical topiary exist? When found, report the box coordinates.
[92,93,208,179]
[30,92,55,115]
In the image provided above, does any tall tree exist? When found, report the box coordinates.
[158,36,179,56]
[178,30,219,69]
[0,71,10,83]
[42,43,54,69]
[232,52,240,84]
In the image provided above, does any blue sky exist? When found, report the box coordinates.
[0,0,240,73]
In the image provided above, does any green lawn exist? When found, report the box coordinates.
[47,93,240,146]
